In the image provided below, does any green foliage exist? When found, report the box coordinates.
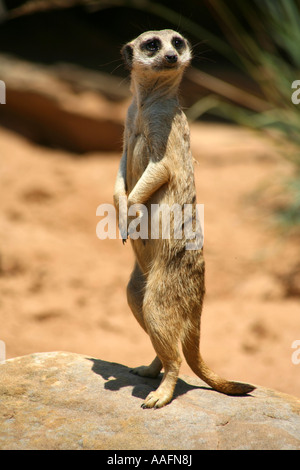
[202,0,300,229]
[204,0,300,147]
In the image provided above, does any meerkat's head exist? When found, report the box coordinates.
[122,29,191,76]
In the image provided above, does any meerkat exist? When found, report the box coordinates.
[113,29,255,408]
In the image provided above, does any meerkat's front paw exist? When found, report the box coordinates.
[114,194,128,243]
[118,210,128,244]
[141,390,173,409]
[127,204,147,241]
[119,222,128,244]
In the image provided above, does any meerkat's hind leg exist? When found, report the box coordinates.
[127,262,147,331]
[141,350,182,409]
[130,355,162,378]
[127,264,163,378]
[140,304,183,408]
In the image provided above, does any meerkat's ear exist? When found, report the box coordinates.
[121,43,134,70]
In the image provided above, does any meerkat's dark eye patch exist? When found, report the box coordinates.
[142,38,161,53]
[172,37,185,51]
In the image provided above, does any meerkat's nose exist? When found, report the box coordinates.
[165,54,178,64]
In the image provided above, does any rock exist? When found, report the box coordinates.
[0,351,299,450]
[0,55,129,153]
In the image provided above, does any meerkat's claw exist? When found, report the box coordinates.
[120,226,128,244]
[141,390,172,409]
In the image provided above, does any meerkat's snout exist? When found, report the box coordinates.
[163,52,178,68]
[165,54,178,64]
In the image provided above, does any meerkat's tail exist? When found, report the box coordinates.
[181,328,255,396]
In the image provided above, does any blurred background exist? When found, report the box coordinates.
[0,0,299,397]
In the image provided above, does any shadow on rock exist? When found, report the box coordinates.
[88,357,209,403]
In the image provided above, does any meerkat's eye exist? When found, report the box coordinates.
[172,37,185,51]
[144,39,161,52]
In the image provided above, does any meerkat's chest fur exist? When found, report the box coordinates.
[126,100,184,193]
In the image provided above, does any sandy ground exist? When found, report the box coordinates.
[0,122,299,397]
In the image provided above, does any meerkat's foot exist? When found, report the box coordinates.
[130,356,162,378]
[130,365,160,378]
[139,358,179,409]
[141,389,173,409]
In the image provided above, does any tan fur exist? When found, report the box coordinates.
[113,29,255,408]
